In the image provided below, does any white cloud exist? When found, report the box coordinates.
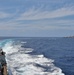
[17,6,74,20]
[1,19,74,31]
[0,10,18,19]
[0,12,11,18]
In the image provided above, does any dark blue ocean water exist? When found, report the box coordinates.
[0,37,74,75]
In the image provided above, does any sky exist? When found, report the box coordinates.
[0,0,74,37]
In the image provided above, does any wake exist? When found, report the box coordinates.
[0,39,65,75]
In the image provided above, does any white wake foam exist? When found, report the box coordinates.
[2,40,65,75]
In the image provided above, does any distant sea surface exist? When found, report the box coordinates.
[0,37,74,75]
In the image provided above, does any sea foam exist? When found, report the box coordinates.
[0,39,65,75]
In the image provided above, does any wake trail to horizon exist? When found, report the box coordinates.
[0,39,65,75]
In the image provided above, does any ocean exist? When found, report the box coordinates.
[0,37,74,75]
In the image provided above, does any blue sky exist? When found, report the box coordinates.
[0,0,74,37]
